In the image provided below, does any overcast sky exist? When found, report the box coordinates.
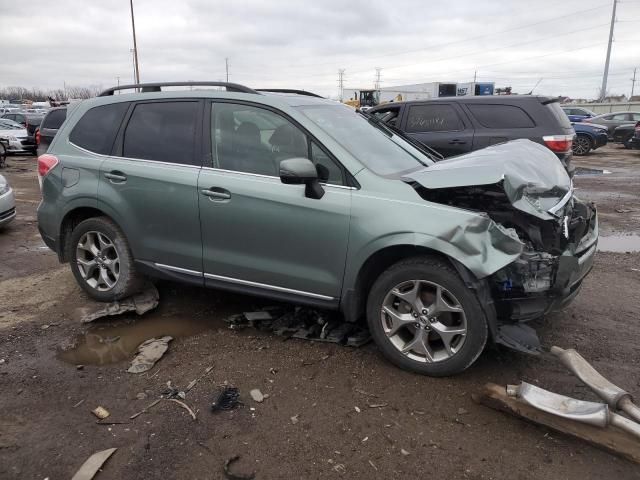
[1,0,639,99]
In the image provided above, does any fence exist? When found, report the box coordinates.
[565,102,640,114]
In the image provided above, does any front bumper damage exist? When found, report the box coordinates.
[489,197,598,353]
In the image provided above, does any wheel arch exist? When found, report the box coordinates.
[576,131,595,147]
[58,206,122,262]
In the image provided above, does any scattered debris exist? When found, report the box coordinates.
[457,407,469,415]
[367,402,388,409]
[361,436,369,443]
[615,207,637,213]
[354,406,361,413]
[249,389,264,403]
[225,307,371,347]
[163,380,186,400]
[400,448,410,456]
[354,388,378,398]
[76,364,84,370]
[73,399,85,408]
[71,447,117,480]
[167,398,197,421]
[290,414,300,425]
[78,283,159,323]
[368,460,378,471]
[127,336,173,374]
[332,463,346,474]
[91,406,110,420]
[130,398,162,420]
[224,455,255,480]
[136,392,147,400]
[211,386,240,412]
[185,366,214,393]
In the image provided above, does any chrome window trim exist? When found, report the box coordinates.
[548,182,574,216]
[68,140,202,170]
[154,263,202,276]
[203,272,335,301]
[200,166,356,190]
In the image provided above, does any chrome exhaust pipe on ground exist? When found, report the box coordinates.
[550,346,640,423]
[507,382,640,440]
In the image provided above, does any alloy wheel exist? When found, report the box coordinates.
[573,136,591,155]
[76,231,120,291]
[380,280,467,363]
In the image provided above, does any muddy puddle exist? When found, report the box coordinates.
[58,313,217,366]
[574,167,611,176]
[597,234,640,253]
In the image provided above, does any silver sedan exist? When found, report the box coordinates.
[0,174,16,228]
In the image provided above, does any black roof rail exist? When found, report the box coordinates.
[256,89,324,98]
[98,81,259,97]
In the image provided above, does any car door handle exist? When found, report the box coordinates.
[104,172,127,183]
[448,139,467,145]
[201,188,231,201]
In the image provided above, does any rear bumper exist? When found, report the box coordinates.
[555,151,574,177]
[631,136,640,149]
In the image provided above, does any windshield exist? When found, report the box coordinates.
[297,104,434,176]
[0,119,23,130]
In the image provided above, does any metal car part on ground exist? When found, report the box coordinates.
[36,81,598,376]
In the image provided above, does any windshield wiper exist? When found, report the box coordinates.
[361,112,444,162]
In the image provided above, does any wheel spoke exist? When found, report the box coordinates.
[77,258,98,279]
[382,306,415,337]
[430,286,463,315]
[97,233,112,250]
[391,281,419,305]
[430,322,466,356]
[401,329,434,361]
[99,267,115,289]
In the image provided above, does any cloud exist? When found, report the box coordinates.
[0,0,638,99]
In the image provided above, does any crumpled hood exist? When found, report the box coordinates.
[403,139,571,220]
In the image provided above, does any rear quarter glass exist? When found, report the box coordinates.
[545,101,573,129]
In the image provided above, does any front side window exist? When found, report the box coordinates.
[69,102,129,155]
[610,113,628,121]
[123,101,198,165]
[405,104,463,132]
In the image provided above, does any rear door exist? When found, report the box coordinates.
[400,102,473,157]
[464,103,538,150]
[97,100,204,276]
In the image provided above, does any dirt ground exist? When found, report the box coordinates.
[1,145,639,480]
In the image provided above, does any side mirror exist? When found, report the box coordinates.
[279,158,324,199]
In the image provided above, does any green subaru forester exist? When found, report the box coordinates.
[37,82,598,376]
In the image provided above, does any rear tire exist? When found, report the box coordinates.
[67,216,144,302]
[366,256,487,377]
[572,134,592,156]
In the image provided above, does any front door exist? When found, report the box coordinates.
[401,103,474,157]
[198,101,351,300]
[97,100,204,275]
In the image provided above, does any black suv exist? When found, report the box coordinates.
[36,107,67,157]
[368,96,575,175]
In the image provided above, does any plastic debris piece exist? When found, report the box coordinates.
[167,398,197,421]
[78,283,159,323]
[92,406,110,420]
[224,455,255,480]
[290,414,299,424]
[249,389,264,403]
[71,448,117,480]
[211,386,240,412]
[127,336,173,374]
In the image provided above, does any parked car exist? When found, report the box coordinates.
[562,106,596,123]
[631,123,640,150]
[583,111,640,137]
[0,112,43,154]
[37,81,598,377]
[36,106,68,157]
[571,122,608,156]
[0,118,30,154]
[367,95,576,175]
[0,106,20,115]
[0,173,16,228]
[612,123,639,149]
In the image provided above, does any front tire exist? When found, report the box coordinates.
[366,256,487,376]
[68,216,143,301]
[572,134,592,156]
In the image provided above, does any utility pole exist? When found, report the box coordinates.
[600,0,617,101]
[116,76,120,94]
[473,70,477,83]
[338,69,345,101]
[225,58,229,82]
[631,67,637,100]
[374,67,382,90]
[129,0,141,85]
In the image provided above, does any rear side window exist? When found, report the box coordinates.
[123,101,198,165]
[467,104,535,128]
[406,104,463,132]
[611,113,629,121]
[70,103,129,155]
[544,101,572,129]
[42,109,66,129]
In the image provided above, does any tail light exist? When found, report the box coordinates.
[37,154,59,189]
[635,121,640,133]
[543,135,574,153]
[35,128,41,146]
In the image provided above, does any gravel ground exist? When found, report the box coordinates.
[1,145,639,480]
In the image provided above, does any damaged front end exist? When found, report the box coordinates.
[404,140,598,353]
